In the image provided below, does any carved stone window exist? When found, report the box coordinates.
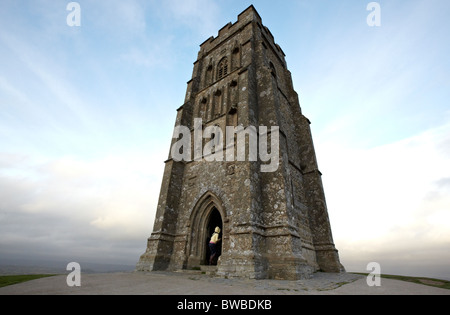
[217,58,228,80]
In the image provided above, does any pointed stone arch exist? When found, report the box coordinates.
[186,191,227,268]
[217,57,228,80]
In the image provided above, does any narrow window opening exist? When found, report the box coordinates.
[270,62,277,78]
[217,58,228,80]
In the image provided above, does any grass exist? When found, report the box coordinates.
[0,274,58,288]
[352,273,450,290]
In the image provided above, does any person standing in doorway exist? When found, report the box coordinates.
[209,227,221,265]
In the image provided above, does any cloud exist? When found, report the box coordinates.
[120,35,175,69]
[0,76,31,106]
[158,0,221,37]
[85,0,148,36]
[0,151,164,264]
[319,118,450,276]
[0,27,97,134]
[292,0,450,150]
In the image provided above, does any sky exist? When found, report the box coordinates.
[0,0,449,280]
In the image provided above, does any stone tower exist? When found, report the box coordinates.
[137,5,344,280]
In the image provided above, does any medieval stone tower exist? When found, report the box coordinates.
[137,5,344,280]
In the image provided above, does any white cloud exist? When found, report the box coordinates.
[319,118,450,275]
[0,76,31,106]
[120,35,175,69]
[0,150,165,263]
[0,27,96,132]
[88,0,148,35]
[159,0,221,37]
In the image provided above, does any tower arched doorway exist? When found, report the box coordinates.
[187,191,227,269]
[204,207,223,265]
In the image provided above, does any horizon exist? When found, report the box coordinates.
[0,1,449,281]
